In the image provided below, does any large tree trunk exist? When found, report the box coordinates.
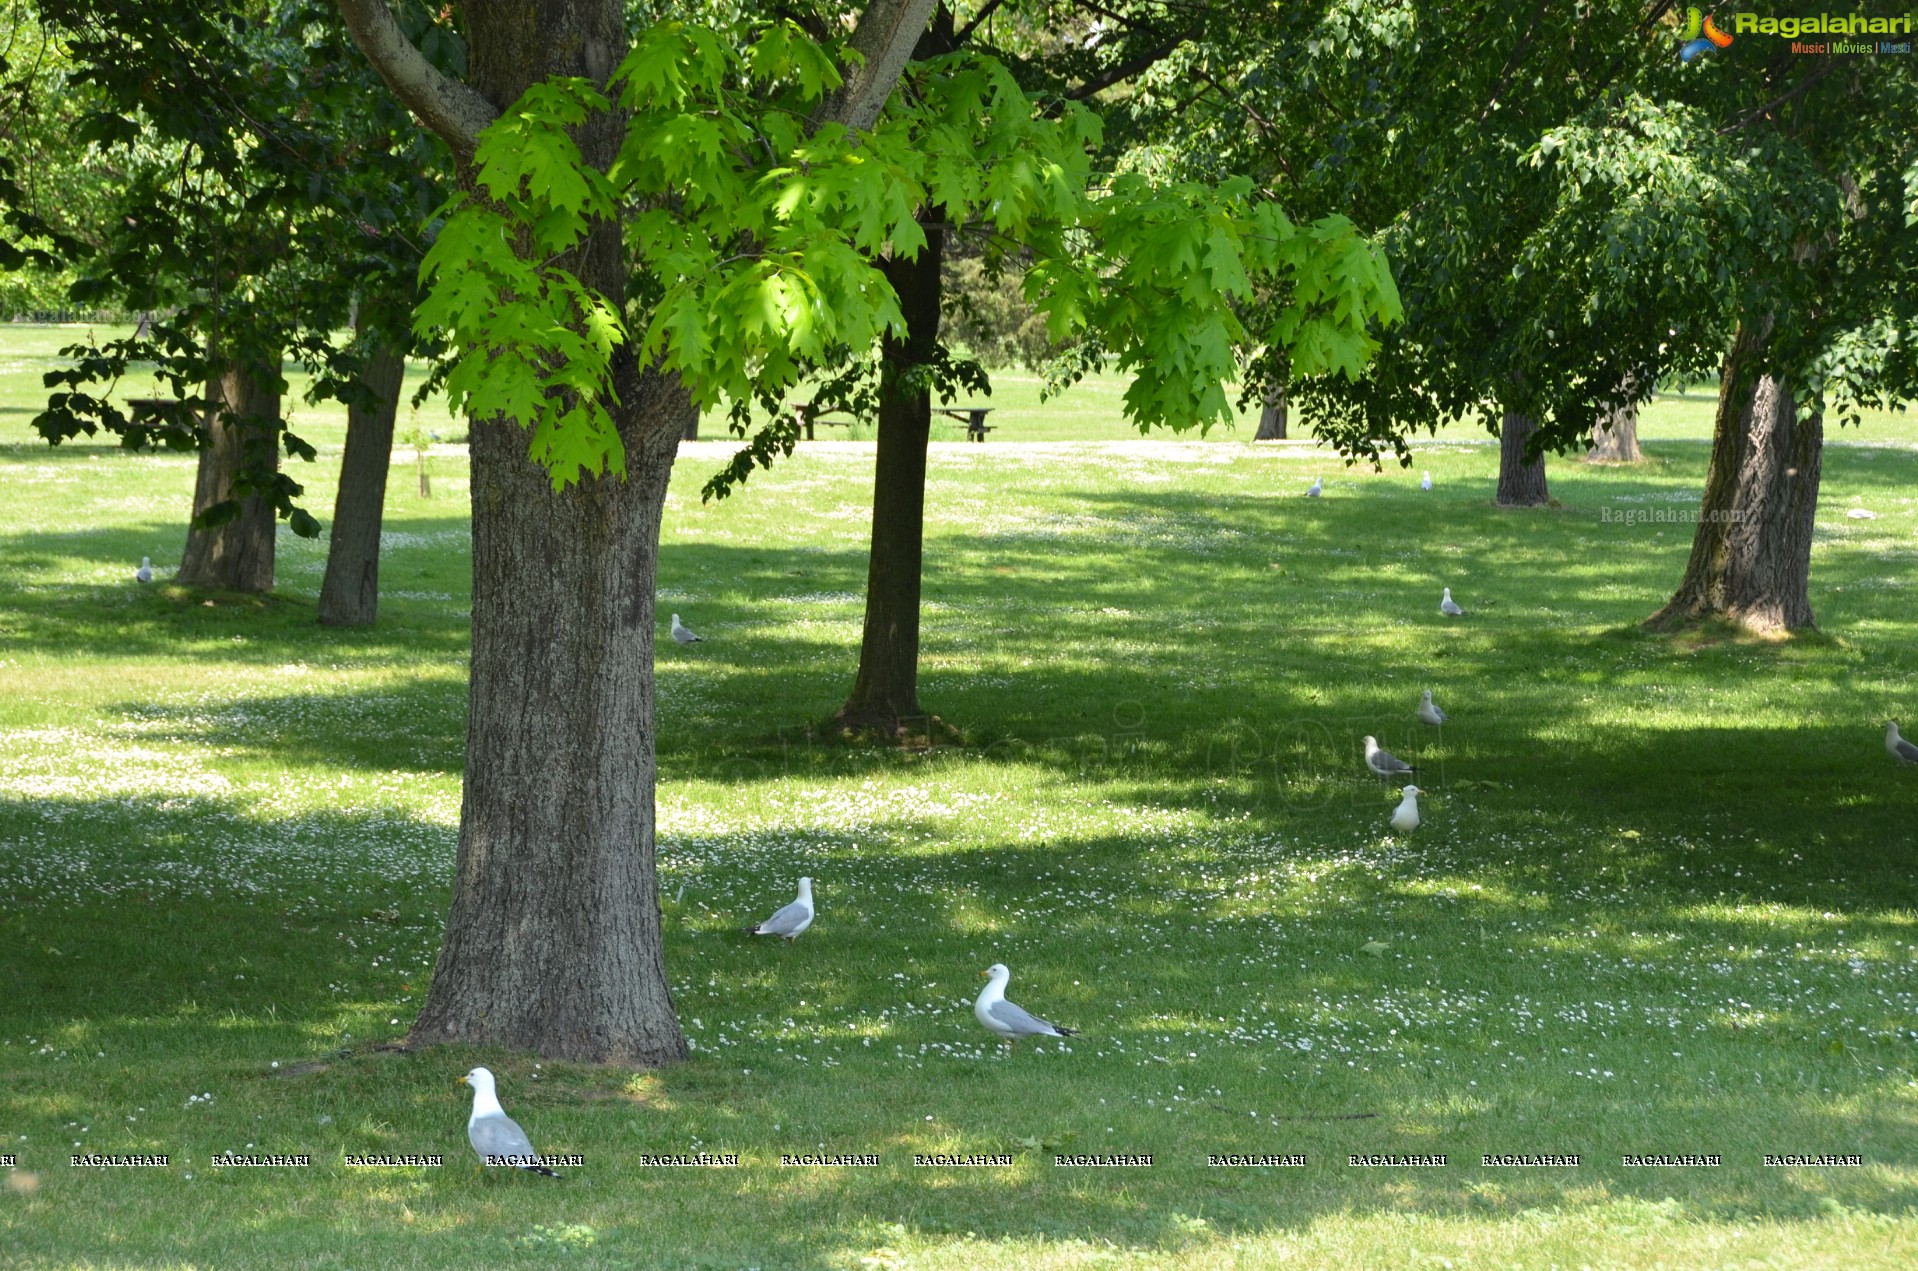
[1648,321,1820,634]
[411,376,692,1064]
[837,212,944,736]
[1254,379,1288,440]
[360,0,691,1066]
[317,332,406,627]
[340,0,934,1063]
[176,356,280,592]
[1586,383,1643,463]
[1495,411,1549,507]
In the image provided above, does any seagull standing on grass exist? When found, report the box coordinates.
[670,613,702,644]
[1887,722,1918,765]
[1439,588,1464,616]
[1421,471,1433,491]
[1417,690,1447,727]
[743,877,813,940]
[459,1067,560,1178]
[1390,786,1422,834]
[135,556,153,583]
[974,963,1078,1054]
[1306,477,1322,497]
[1364,736,1418,780]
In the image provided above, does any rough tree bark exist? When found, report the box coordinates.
[317,329,406,627]
[837,210,944,735]
[176,356,280,592]
[338,0,935,1062]
[1648,320,1821,633]
[1495,411,1549,507]
[1585,380,1643,463]
[1254,379,1288,440]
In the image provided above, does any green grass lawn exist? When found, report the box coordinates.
[2,325,1917,1267]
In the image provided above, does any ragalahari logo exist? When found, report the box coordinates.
[1679,7,1736,60]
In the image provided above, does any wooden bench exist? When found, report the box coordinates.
[125,397,201,439]
[125,396,191,419]
[938,406,994,441]
[792,402,855,440]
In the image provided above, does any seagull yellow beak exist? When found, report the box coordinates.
[456,1075,468,1086]
[979,970,990,980]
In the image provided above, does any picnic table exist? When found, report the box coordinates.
[938,406,994,441]
[792,402,855,440]
[124,397,200,436]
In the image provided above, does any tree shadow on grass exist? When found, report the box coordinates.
[0,520,474,667]
[6,800,1914,1263]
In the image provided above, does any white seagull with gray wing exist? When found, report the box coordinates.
[974,963,1077,1053]
[1887,721,1918,765]
[670,613,702,644]
[1440,588,1464,616]
[743,877,813,940]
[135,556,153,583]
[1418,690,1447,727]
[460,1067,560,1177]
[1306,477,1323,497]
[1364,735,1418,779]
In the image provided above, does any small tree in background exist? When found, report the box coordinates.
[26,0,447,612]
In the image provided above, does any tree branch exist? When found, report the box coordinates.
[1065,35,1185,101]
[1719,59,1842,135]
[814,0,941,131]
[954,0,1007,46]
[335,0,495,162]
[1477,0,1551,122]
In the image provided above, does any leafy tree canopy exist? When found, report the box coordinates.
[417,13,1402,492]
[23,0,453,534]
[1121,1,1916,464]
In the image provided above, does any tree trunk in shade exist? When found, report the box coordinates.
[344,0,694,1066]
[175,356,280,592]
[1495,411,1549,507]
[1648,320,1820,633]
[410,379,692,1064]
[318,333,406,627]
[1254,379,1288,439]
[1585,390,1643,463]
[836,209,944,736]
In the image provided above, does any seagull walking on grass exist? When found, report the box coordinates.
[1418,690,1447,727]
[974,963,1078,1054]
[1439,588,1464,617]
[743,877,813,941]
[1390,786,1422,835]
[135,556,153,584]
[670,613,702,644]
[1306,477,1322,497]
[1887,722,1918,765]
[1364,736,1418,780]
[460,1067,560,1178]
[1421,471,1433,491]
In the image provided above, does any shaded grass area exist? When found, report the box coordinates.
[2,381,1917,1265]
